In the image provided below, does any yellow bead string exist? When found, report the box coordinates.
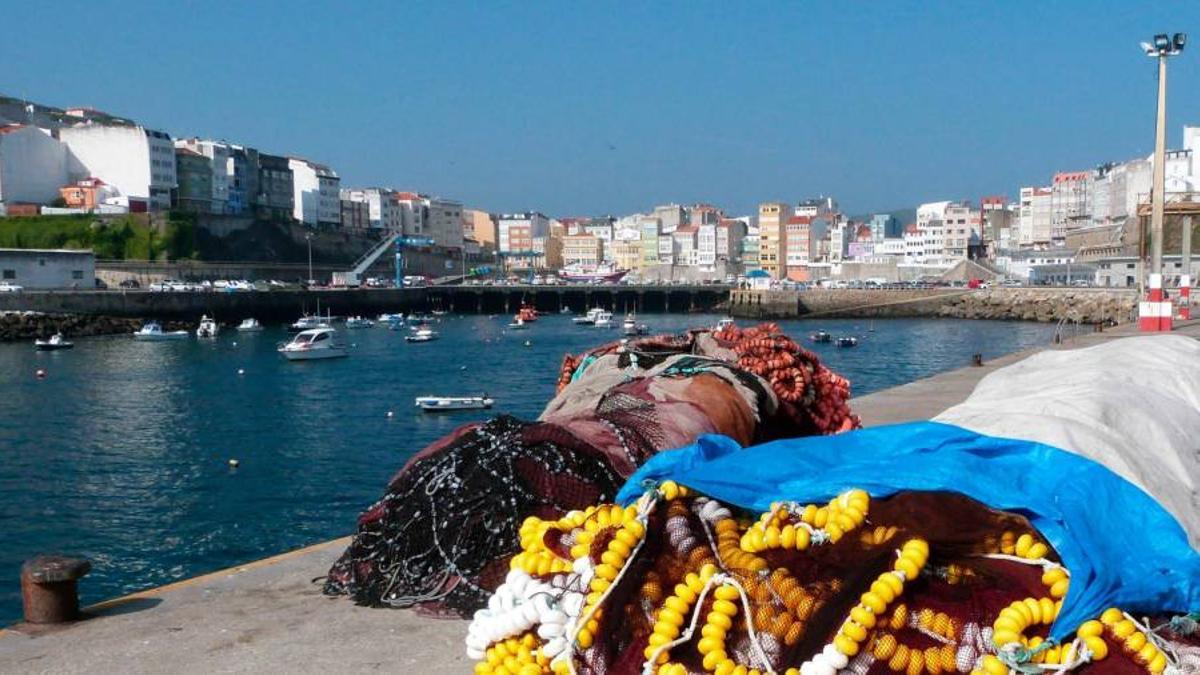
[1099,607,1170,674]
[739,489,870,553]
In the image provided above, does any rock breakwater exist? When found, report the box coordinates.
[938,289,1138,324]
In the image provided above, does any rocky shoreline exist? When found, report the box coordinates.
[0,312,189,342]
[937,289,1138,324]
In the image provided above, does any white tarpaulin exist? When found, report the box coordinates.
[935,335,1200,546]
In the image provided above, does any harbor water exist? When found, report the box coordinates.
[0,314,1055,624]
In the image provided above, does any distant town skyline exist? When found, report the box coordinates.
[5,1,1199,216]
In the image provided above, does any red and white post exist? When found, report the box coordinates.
[1180,274,1192,321]
[1139,273,1174,331]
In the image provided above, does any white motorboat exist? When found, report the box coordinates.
[289,314,329,333]
[622,315,648,336]
[34,333,74,351]
[236,318,264,332]
[572,308,605,325]
[196,315,219,338]
[406,327,439,343]
[507,317,529,330]
[133,321,189,341]
[593,310,615,328]
[415,395,494,412]
[345,316,375,329]
[716,317,736,331]
[377,313,404,324]
[278,327,348,361]
[836,336,859,348]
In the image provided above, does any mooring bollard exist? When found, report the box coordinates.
[21,555,91,624]
[971,353,984,367]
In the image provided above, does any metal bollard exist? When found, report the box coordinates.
[21,555,91,624]
[971,353,984,367]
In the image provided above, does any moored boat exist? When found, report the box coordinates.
[289,314,329,333]
[236,318,264,332]
[406,327,439,343]
[277,327,348,361]
[572,308,605,325]
[508,317,529,330]
[811,330,832,343]
[345,316,375,329]
[836,336,858,347]
[622,314,648,336]
[133,321,189,341]
[415,395,494,412]
[196,315,219,338]
[716,317,736,331]
[34,333,74,351]
[593,310,615,328]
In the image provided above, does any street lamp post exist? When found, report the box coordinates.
[1141,33,1186,330]
[305,232,313,285]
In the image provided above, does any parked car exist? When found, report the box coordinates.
[0,281,23,292]
[118,279,141,289]
[94,278,109,290]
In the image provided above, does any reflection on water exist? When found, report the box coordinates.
[0,315,1055,622]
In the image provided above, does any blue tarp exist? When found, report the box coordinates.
[616,421,1200,639]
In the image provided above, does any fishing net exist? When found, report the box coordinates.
[465,483,1199,675]
[325,325,860,616]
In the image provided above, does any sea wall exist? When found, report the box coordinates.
[937,288,1139,324]
[0,312,190,341]
[730,288,1142,323]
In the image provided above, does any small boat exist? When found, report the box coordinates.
[406,327,440,343]
[559,307,572,315]
[836,336,858,348]
[237,318,264,332]
[278,327,348,361]
[196,315,219,338]
[407,314,433,325]
[508,317,530,330]
[431,310,448,316]
[716,317,736,331]
[516,304,538,323]
[377,312,404,324]
[622,315,648,336]
[134,321,189,341]
[573,308,604,325]
[811,330,832,343]
[593,310,615,328]
[289,315,329,333]
[415,395,494,412]
[345,316,375,329]
[34,333,74,351]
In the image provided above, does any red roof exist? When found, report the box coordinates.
[674,225,697,234]
[905,223,920,234]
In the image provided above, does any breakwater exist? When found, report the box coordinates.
[729,288,1141,323]
[0,312,191,341]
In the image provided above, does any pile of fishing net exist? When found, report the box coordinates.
[468,480,1199,675]
[324,324,859,615]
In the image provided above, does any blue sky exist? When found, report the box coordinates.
[4,1,1199,216]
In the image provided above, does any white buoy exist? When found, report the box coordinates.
[460,365,467,370]
[387,411,395,418]
[232,341,238,347]
[237,368,245,376]
[524,340,532,347]
[228,458,240,468]
[35,368,47,379]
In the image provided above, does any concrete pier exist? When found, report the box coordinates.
[3,320,1197,673]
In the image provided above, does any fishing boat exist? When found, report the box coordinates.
[377,312,404,324]
[836,336,858,348]
[557,262,628,284]
[508,317,529,330]
[573,308,605,325]
[431,310,448,317]
[415,395,494,412]
[289,314,329,333]
[516,304,538,323]
[622,315,648,336]
[133,321,189,341]
[345,316,375,329]
[593,310,615,328]
[236,318,264,332]
[716,317,736,331]
[406,326,439,343]
[34,333,74,351]
[277,327,348,361]
[196,315,219,338]
[810,330,832,343]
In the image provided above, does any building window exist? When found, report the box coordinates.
[72,270,84,279]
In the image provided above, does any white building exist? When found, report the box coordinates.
[288,158,340,227]
[0,248,95,288]
[0,125,70,206]
[652,204,686,234]
[1049,171,1092,243]
[672,226,698,266]
[696,223,717,267]
[340,188,402,230]
[942,202,980,260]
[497,212,550,253]
[1018,187,1052,248]
[59,122,176,210]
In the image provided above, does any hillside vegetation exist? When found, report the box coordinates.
[0,214,197,260]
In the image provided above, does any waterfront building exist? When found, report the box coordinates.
[758,202,789,279]
[173,138,258,215]
[340,198,370,229]
[173,148,214,213]
[1017,187,1052,248]
[696,223,717,267]
[0,248,94,288]
[652,203,686,233]
[255,153,294,221]
[340,188,402,230]
[288,157,340,228]
[785,216,812,268]
[59,177,117,211]
[868,213,901,241]
[498,212,549,254]
[1094,254,1199,288]
[639,217,661,266]
[1000,248,1075,282]
[942,202,981,260]
[59,122,176,210]
[0,124,70,207]
[716,219,745,264]
[690,203,722,227]
[795,197,838,220]
[741,223,761,270]
[562,233,604,267]
[413,196,464,248]
[1050,171,1092,244]
[612,240,642,271]
[827,219,850,263]
[464,209,497,248]
[657,234,675,266]
[672,226,698,267]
